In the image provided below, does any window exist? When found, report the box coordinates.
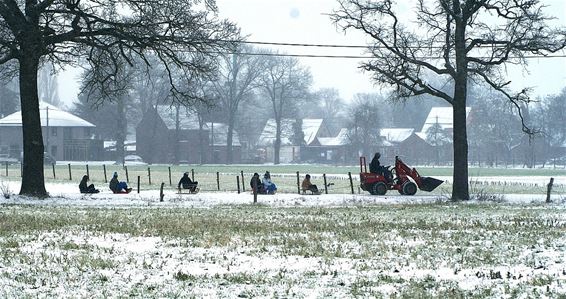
[51,127,57,136]
[84,127,91,137]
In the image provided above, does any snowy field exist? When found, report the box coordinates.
[1,180,566,297]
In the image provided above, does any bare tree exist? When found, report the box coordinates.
[0,0,238,196]
[347,93,382,158]
[332,0,566,200]
[212,46,266,164]
[258,55,312,164]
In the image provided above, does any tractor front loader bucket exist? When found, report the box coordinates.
[418,177,444,192]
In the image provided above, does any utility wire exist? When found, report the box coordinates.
[186,49,566,60]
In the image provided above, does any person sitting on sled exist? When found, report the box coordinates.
[262,171,277,194]
[178,172,199,192]
[109,172,132,193]
[301,174,320,194]
[250,173,265,194]
[79,175,99,194]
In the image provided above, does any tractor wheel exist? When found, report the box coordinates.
[402,181,417,196]
[371,182,387,196]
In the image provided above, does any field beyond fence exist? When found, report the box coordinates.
[0,162,564,195]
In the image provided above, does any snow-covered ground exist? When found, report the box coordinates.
[1,180,566,297]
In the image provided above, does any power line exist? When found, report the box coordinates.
[191,49,566,60]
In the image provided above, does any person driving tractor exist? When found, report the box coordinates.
[370,152,393,182]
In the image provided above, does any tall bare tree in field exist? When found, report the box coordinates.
[332,0,566,200]
[0,0,238,196]
[213,46,266,164]
[258,55,312,164]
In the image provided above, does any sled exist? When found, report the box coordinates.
[302,190,321,195]
[113,188,132,194]
[177,187,199,194]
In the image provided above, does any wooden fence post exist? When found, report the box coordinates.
[216,172,220,191]
[191,169,195,181]
[5,162,7,176]
[240,171,245,192]
[323,173,328,194]
[348,172,354,194]
[125,166,129,183]
[159,182,165,202]
[137,176,140,194]
[546,177,554,203]
[236,176,240,194]
[103,165,107,183]
[86,164,89,178]
[68,164,72,181]
[52,163,56,179]
[168,167,172,186]
[148,167,152,185]
[296,171,300,194]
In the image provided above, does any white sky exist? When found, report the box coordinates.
[57,0,566,106]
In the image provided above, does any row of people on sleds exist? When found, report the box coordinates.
[250,171,320,195]
[79,171,199,194]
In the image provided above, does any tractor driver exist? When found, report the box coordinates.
[370,152,393,182]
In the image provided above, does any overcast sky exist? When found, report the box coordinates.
[58,0,566,106]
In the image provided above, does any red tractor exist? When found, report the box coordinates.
[359,156,443,195]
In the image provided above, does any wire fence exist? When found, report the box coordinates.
[0,162,563,196]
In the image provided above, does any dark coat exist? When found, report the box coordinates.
[178,174,195,189]
[79,177,89,192]
[369,156,381,174]
[250,176,263,192]
[109,177,119,192]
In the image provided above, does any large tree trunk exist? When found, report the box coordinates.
[452,13,470,201]
[18,55,47,197]
[452,101,469,200]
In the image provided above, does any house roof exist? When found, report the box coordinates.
[257,118,324,147]
[155,105,205,130]
[317,128,349,146]
[0,102,95,127]
[380,128,415,144]
[206,122,241,147]
[420,106,471,134]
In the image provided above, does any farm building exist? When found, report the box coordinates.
[136,105,242,164]
[257,118,332,163]
[0,102,103,161]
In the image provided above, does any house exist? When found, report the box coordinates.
[420,106,472,135]
[136,105,242,164]
[379,128,433,165]
[206,122,242,164]
[418,106,472,164]
[257,118,332,163]
[0,102,103,161]
[304,128,350,163]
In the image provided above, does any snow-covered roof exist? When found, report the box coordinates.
[206,122,241,147]
[420,106,471,134]
[0,102,95,127]
[379,128,414,144]
[155,105,206,130]
[318,128,349,146]
[257,119,324,147]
